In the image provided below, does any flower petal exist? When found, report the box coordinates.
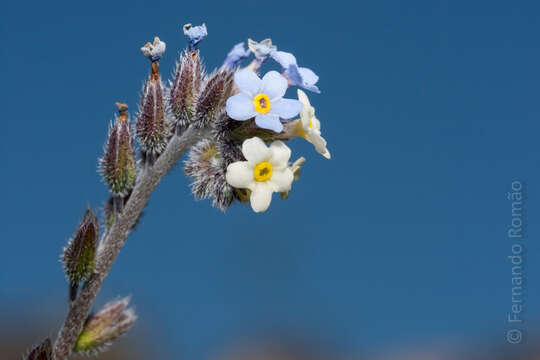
[261,71,288,100]
[242,137,270,165]
[226,93,256,121]
[307,132,331,159]
[271,50,297,69]
[269,168,293,192]
[268,140,291,168]
[250,183,273,213]
[255,114,283,133]
[225,161,254,188]
[297,89,310,107]
[234,69,262,96]
[271,98,303,120]
[298,67,319,86]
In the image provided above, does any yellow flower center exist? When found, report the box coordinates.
[309,120,314,128]
[253,93,271,114]
[253,161,273,182]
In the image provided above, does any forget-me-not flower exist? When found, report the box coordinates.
[226,69,303,133]
[226,137,294,213]
[296,89,330,159]
[271,50,320,93]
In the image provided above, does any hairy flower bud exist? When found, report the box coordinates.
[194,70,234,128]
[24,338,52,360]
[184,139,243,210]
[74,297,137,355]
[100,103,137,197]
[62,208,98,300]
[169,50,203,128]
[136,58,171,160]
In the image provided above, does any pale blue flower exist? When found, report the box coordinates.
[247,38,276,61]
[222,42,251,70]
[271,50,320,94]
[183,23,208,50]
[226,69,303,133]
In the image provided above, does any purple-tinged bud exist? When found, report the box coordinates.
[194,70,234,128]
[24,338,52,360]
[136,44,171,161]
[100,103,137,197]
[169,51,203,128]
[62,208,98,301]
[73,297,137,355]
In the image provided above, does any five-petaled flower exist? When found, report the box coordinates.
[226,69,303,133]
[271,50,320,94]
[297,89,331,159]
[226,137,294,213]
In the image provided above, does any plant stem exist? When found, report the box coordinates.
[52,126,208,360]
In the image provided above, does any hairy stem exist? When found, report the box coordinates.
[53,126,208,360]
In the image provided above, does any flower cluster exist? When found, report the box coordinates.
[98,23,330,215]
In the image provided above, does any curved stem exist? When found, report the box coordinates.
[53,126,208,360]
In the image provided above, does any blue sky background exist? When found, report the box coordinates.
[1,0,539,358]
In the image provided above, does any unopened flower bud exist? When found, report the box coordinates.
[100,103,137,197]
[169,50,203,128]
[74,297,137,355]
[136,41,171,161]
[194,70,234,128]
[62,208,98,300]
[24,338,52,360]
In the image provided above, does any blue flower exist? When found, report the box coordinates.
[222,42,251,70]
[226,69,303,133]
[271,51,320,94]
[183,23,207,50]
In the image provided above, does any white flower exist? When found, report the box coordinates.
[271,51,320,93]
[226,137,294,213]
[297,89,331,159]
[140,37,166,61]
[226,69,303,133]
